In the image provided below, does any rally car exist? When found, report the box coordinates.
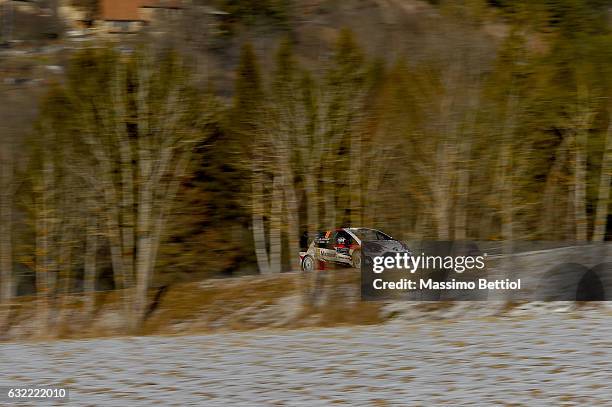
[299,227,410,272]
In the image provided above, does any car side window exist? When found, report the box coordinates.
[376,231,391,241]
[328,232,339,248]
[315,232,331,248]
[335,231,353,246]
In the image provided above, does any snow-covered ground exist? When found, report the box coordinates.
[0,310,610,406]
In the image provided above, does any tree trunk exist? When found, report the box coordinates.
[349,129,362,226]
[574,128,588,241]
[35,200,49,335]
[35,155,54,336]
[0,159,13,304]
[269,175,282,274]
[304,174,319,238]
[433,173,450,238]
[84,217,98,317]
[55,220,74,333]
[302,172,322,305]
[592,120,612,241]
[500,142,513,244]
[91,141,129,318]
[539,137,568,238]
[0,158,13,324]
[133,151,154,331]
[432,141,455,240]
[282,166,300,272]
[102,197,130,323]
[454,115,476,240]
[323,164,336,230]
[499,91,518,305]
[118,137,135,290]
[284,198,300,272]
[252,166,270,275]
[147,151,192,285]
[133,195,153,331]
[433,186,450,240]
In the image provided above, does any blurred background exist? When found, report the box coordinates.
[0,0,611,339]
[1,2,612,405]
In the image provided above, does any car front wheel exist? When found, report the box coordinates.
[302,255,315,272]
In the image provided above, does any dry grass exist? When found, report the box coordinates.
[2,269,385,341]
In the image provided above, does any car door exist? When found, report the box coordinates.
[332,230,354,265]
[314,231,335,262]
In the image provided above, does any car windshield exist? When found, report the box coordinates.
[352,229,392,241]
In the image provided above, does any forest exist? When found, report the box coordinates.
[0,0,611,332]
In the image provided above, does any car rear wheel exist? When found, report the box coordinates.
[302,255,315,272]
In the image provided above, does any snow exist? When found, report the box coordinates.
[0,310,610,405]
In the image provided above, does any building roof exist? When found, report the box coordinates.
[100,0,184,22]
[101,0,143,22]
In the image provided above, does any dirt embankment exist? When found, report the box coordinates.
[5,269,610,342]
[2,269,384,341]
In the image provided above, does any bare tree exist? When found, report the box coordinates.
[571,81,595,241]
[57,49,215,331]
[0,142,16,329]
[593,116,612,241]
[0,87,37,332]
